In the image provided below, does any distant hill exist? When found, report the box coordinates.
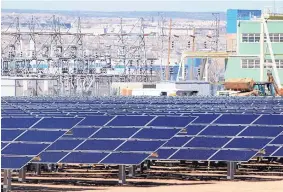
[1,9,226,20]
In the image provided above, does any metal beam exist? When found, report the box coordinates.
[118,165,126,185]
[227,162,236,180]
[18,167,26,182]
[3,169,12,192]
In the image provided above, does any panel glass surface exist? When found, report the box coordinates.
[47,139,83,150]
[1,156,33,169]
[92,128,139,139]
[148,116,195,127]
[225,138,271,149]
[101,153,149,165]
[63,128,100,138]
[163,136,192,147]
[199,125,245,136]
[272,147,283,157]
[16,130,66,142]
[78,116,114,126]
[1,130,25,141]
[133,128,180,139]
[254,115,283,125]
[239,126,283,137]
[210,150,257,161]
[77,140,124,151]
[2,143,49,155]
[214,114,259,124]
[32,118,83,129]
[61,152,109,163]
[1,118,40,128]
[106,116,154,126]
[170,149,217,160]
[185,137,230,148]
[117,140,165,152]
[184,125,207,135]
[270,135,283,145]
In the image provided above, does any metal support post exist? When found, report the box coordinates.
[227,162,236,180]
[36,164,41,175]
[18,167,26,182]
[3,169,12,192]
[128,165,136,177]
[260,20,265,82]
[146,160,151,169]
[118,165,126,185]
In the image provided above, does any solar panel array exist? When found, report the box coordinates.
[1,117,83,169]
[37,115,193,165]
[2,96,283,169]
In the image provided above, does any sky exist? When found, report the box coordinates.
[1,0,283,12]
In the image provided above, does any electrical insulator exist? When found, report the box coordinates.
[188,41,191,48]
[129,60,133,66]
[171,41,175,49]
[150,60,154,65]
[204,41,207,49]
[170,67,173,74]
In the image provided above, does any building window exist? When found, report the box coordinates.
[241,59,248,68]
[241,59,283,69]
[242,33,283,43]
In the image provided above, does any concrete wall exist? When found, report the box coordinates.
[1,79,16,96]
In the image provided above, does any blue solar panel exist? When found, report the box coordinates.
[117,140,165,152]
[191,114,220,124]
[101,153,149,165]
[47,140,83,150]
[148,116,195,127]
[185,137,230,148]
[92,128,139,138]
[1,118,40,128]
[78,116,114,126]
[77,140,124,151]
[2,143,49,155]
[214,114,259,124]
[184,125,206,135]
[170,149,217,160]
[106,116,154,126]
[225,138,271,149]
[199,125,245,136]
[239,126,283,137]
[254,115,283,125]
[210,150,256,161]
[272,147,283,156]
[270,135,283,145]
[1,130,25,141]
[1,156,33,169]
[36,152,68,163]
[153,149,178,159]
[33,118,83,129]
[61,152,109,164]
[1,143,8,149]
[63,128,100,138]
[163,136,192,147]
[262,146,280,156]
[16,130,66,142]
[133,128,180,139]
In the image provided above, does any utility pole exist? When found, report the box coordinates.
[166,18,172,81]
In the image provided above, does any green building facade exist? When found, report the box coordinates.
[225,20,283,84]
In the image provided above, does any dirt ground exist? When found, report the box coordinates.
[4,163,283,192]
[10,178,283,192]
